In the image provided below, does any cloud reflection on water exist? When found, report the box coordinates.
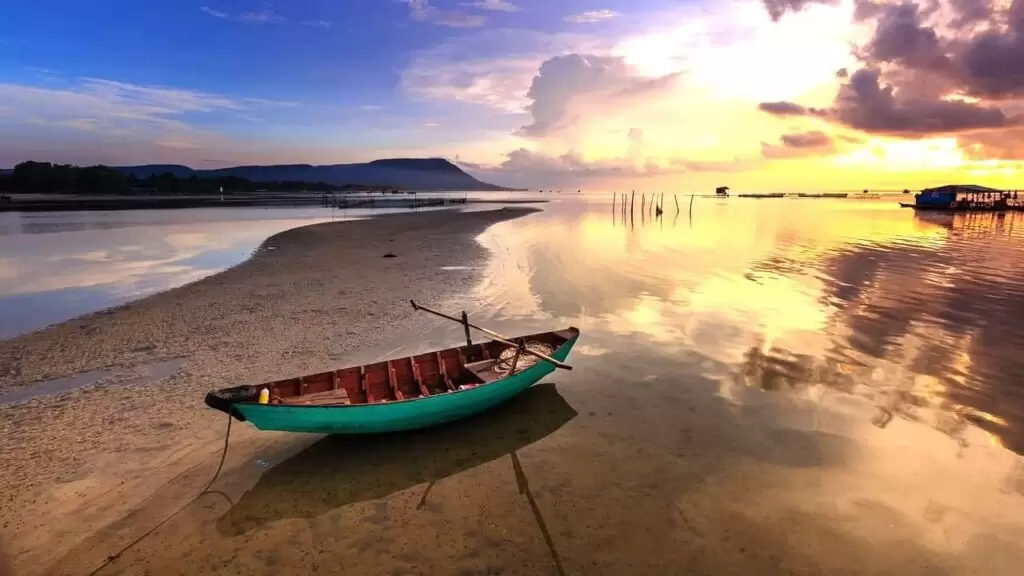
[0,209,340,337]
[474,198,1024,454]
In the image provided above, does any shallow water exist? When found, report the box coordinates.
[52,197,1024,574]
[0,357,186,406]
[0,204,510,338]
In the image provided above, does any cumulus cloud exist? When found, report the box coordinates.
[757,0,1024,157]
[518,53,680,137]
[401,29,606,113]
[564,10,619,24]
[459,129,761,188]
[404,0,486,27]
[626,127,645,163]
[462,0,519,11]
[761,130,835,158]
[458,148,719,187]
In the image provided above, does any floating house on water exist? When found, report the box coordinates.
[901,184,1022,211]
[715,186,729,197]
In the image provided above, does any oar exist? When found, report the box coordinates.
[410,300,573,371]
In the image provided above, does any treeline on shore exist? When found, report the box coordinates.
[0,161,380,195]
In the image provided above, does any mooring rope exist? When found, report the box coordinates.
[86,410,234,576]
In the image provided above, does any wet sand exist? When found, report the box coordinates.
[0,207,535,576]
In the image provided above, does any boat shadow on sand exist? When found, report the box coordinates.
[218,382,577,537]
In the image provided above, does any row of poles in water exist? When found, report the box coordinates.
[613,191,694,222]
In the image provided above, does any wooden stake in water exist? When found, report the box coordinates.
[674,194,680,213]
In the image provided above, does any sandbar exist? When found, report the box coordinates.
[0,207,536,576]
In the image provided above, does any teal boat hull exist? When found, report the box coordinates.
[231,330,578,434]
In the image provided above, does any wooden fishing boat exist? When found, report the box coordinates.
[205,302,579,434]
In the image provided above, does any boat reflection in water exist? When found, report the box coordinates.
[218,383,577,536]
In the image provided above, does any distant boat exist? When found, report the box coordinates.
[205,302,579,434]
[715,186,730,197]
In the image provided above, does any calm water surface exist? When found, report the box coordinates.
[0,204,484,339]
[45,197,1024,574]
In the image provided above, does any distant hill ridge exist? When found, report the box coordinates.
[114,158,507,191]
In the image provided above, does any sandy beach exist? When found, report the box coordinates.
[0,207,535,576]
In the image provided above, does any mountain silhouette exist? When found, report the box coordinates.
[116,158,508,191]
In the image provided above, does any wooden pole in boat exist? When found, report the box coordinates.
[410,301,573,370]
[461,311,472,346]
[509,340,525,374]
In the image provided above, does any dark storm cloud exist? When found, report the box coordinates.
[961,31,1024,99]
[832,68,1010,134]
[779,131,832,148]
[760,0,839,21]
[757,101,827,117]
[761,131,834,158]
[863,2,951,72]
[758,0,1023,143]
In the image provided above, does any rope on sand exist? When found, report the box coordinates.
[87,411,234,576]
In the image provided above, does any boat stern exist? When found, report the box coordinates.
[204,386,257,421]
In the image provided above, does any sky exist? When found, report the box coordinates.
[0,0,1022,191]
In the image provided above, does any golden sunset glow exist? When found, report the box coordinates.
[3,0,1021,190]
[446,0,1024,191]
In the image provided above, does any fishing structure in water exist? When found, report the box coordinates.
[899,184,1024,212]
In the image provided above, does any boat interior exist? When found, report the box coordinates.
[250,329,575,407]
